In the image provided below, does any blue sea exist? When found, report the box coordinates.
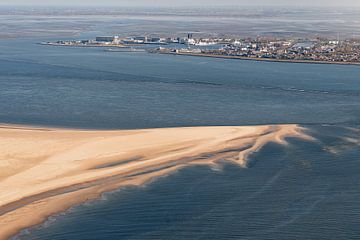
[1,35,359,239]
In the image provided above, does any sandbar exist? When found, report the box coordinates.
[0,124,312,239]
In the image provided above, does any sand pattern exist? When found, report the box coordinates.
[0,124,312,239]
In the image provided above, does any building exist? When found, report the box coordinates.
[186,38,196,45]
[166,37,179,43]
[179,38,187,44]
[329,40,339,45]
[134,36,148,43]
[96,36,116,43]
[150,37,161,42]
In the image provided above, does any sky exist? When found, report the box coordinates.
[1,0,360,7]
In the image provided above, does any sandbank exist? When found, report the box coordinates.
[0,124,312,239]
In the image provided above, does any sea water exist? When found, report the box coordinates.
[0,37,359,239]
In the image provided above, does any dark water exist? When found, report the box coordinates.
[1,39,359,129]
[1,37,359,239]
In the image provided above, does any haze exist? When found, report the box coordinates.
[1,0,360,7]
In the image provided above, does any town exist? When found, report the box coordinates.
[42,34,360,64]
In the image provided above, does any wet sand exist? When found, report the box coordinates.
[0,124,312,239]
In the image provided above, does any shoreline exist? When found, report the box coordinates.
[39,42,128,48]
[154,52,360,66]
[39,43,360,66]
[39,42,165,48]
[0,124,313,239]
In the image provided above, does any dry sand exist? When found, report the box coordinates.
[0,124,312,239]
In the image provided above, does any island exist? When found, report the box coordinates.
[42,34,360,65]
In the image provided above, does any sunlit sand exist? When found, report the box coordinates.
[0,124,312,239]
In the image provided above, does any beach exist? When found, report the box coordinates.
[0,124,312,239]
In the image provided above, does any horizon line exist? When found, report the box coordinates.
[1,4,360,9]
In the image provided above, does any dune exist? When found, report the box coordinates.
[0,124,312,239]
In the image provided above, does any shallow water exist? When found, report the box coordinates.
[15,126,360,240]
[1,34,359,239]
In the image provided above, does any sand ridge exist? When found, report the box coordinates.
[0,124,312,239]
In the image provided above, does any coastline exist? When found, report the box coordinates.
[0,124,313,239]
[39,42,128,48]
[154,52,360,66]
[39,43,360,66]
[39,42,164,48]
